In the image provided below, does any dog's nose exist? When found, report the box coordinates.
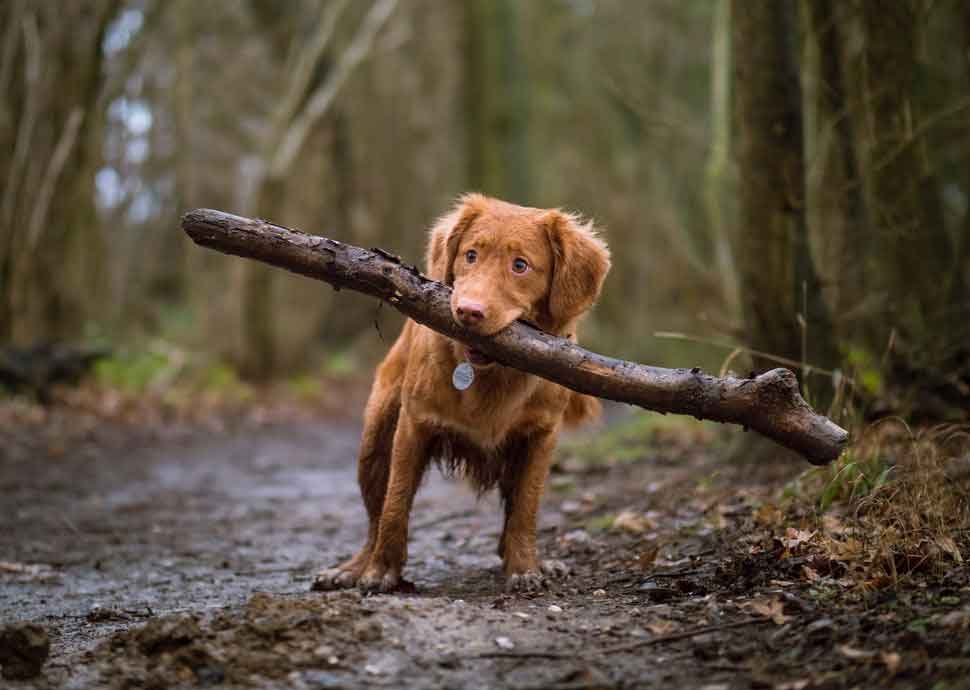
[455,300,486,326]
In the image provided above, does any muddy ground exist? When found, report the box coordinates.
[1,404,968,689]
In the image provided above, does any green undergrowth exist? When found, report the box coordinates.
[557,410,722,472]
[780,420,970,579]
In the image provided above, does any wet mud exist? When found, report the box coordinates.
[2,413,968,689]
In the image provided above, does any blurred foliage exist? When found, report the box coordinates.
[558,409,721,472]
[93,351,171,393]
[0,0,966,420]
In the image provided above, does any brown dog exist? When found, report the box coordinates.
[313,194,610,592]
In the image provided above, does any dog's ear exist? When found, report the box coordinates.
[426,194,486,284]
[543,210,611,329]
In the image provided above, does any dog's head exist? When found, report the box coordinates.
[427,194,610,367]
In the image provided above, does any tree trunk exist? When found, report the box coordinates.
[730,0,839,390]
[855,0,952,350]
[464,0,530,203]
[233,0,397,378]
[803,0,869,322]
[704,0,739,316]
[182,208,849,464]
[0,1,120,344]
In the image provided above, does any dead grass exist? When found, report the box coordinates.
[791,421,970,583]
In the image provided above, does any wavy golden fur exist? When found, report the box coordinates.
[313,194,610,592]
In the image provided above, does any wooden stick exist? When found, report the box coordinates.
[181,208,849,464]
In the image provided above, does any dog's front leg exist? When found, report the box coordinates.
[500,429,569,591]
[358,412,430,592]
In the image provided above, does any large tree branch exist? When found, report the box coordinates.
[181,208,849,464]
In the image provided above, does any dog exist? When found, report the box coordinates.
[313,193,610,592]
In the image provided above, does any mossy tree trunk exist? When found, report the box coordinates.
[730,0,839,392]
[853,1,952,355]
[464,0,530,203]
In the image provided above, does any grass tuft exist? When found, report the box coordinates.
[796,420,970,581]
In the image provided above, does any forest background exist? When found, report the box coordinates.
[1,0,967,423]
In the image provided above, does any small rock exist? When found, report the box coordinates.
[513,612,530,619]
[638,581,677,601]
[495,636,515,650]
[0,622,50,680]
[562,529,591,544]
[364,664,382,675]
[353,619,383,642]
[547,604,563,614]
[313,644,336,660]
[86,605,130,624]
[592,589,607,597]
[194,665,226,685]
[560,500,582,514]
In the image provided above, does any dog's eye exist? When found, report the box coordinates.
[512,258,529,274]
[465,249,477,264]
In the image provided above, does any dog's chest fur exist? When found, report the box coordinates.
[405,334,556,451]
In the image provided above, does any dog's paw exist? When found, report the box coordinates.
[540,559,571,578]
[505,570,548,592]
[505,560,570,592]
[358,564,401,594]
[311,567,359,591]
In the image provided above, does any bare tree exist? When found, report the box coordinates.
[235,0,399,377]
[0,0,122,344]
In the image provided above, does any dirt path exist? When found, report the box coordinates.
[2,413,968,689]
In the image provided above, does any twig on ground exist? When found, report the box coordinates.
[465,618,766,662]
[412,509,479,531]
[643,568,706,579]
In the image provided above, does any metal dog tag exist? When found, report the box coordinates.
[452,362,475,391]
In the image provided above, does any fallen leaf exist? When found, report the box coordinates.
[645,619,678,636]
[837,644,876,660]
[775,681,809,690]
[754,503,783,527]
[612,510,655,534]
[742,596,791,625]
[802,565,821,582]
[935,536,964,563]
[822,514,848,535]
[0,561,57,581]
[782,528,816,550]
[828,538,863,561]
[881,651,901,674]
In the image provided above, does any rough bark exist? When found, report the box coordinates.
[182,208,849,465]
[856,0,951,339]
[731,0,839,390]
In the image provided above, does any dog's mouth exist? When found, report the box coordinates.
[464,347,493,367]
